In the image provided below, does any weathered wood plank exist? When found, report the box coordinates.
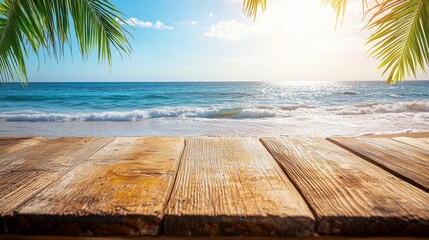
[0,137,112,217]
[164,137,314,237]
[261,137,429,236]
[393,137,429,152]
[6,137,184,236]
[330,137,429,192]
[0,137,45,157]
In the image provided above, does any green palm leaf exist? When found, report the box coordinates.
[0,0,44,82]
[367,0,429,83]
[321,0,368,25]
[0,0,131,84]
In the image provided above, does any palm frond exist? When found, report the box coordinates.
[68,0,132,66]
[0,0,132,83]
[367,0,428,83]
[243,0,266,20]
[0,0,46,83]
[321,0,369,25]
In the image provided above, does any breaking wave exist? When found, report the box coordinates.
[1,101,428,122]
[333,100,429,115]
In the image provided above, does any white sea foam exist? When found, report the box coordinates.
[333,100,429,115]
[0,107,280,121]
[1,101,428,122]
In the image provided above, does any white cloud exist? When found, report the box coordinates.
[204,0,367,43]
[119,17,173,31]
[175,20,198,26]
[199,0,382,81]
[203,20,251,42]
[208,13,214,18]
[123,17,153,28]
[154,21,174,30]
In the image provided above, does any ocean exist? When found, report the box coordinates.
[0,81,428,137]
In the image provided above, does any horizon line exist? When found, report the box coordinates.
[6,79,429,84]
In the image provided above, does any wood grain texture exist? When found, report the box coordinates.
[261,137,429,236]
[164,137,314,237]
[0,137,45,157]
[7,137,184,236]
[393,137,429,152]
[330,137,429,192]
[0,137,112,217]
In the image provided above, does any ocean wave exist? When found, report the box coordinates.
[1,101,428,122]
[333,101,429,115]
[0,107,280,122]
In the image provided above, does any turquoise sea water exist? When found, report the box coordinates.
[0,81,428,136]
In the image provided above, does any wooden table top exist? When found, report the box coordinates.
[0,135,428,238]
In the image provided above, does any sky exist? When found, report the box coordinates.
[27,0,428,82]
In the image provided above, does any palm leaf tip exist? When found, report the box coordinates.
[243,0,266,20]
[321,0,369,26]
[367,0,429,84]
[69,0,132,66]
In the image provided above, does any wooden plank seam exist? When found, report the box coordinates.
[260,137,429,236]
[327,138,429,193]
[163,137,315,236]
[159,138,187,235]
[5,137,185,236]
[392,137,429,153]
[258,138,319,233]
